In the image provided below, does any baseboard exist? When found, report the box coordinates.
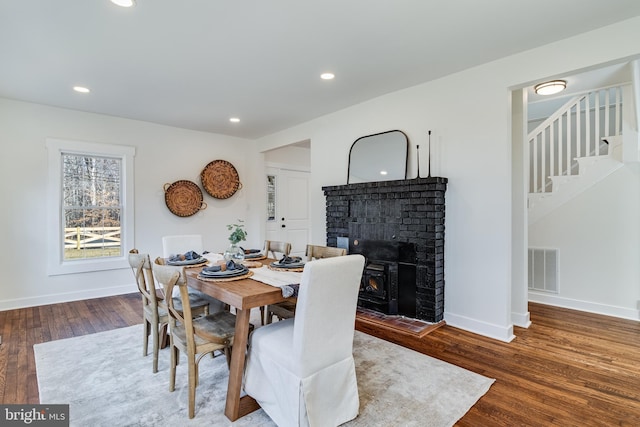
[528,291,640,321]
[444,311,515,342]
[511,310,532,328]
[0,284,134,311]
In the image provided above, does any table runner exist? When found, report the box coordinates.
[250,266,302,297]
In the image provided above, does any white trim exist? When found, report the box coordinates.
[0,283,134,311]
[444,312,516,342]
[511,310,532,328]
[528,291,640,321]
[265,161,310,173]
[45,138,136,275]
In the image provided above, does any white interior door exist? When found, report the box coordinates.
[265,168,310,258]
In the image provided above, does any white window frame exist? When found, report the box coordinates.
[46,138,135,275]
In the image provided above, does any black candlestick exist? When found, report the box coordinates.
[427,130,432,178]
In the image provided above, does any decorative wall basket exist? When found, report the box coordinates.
[201,160,242,199]
[163,180,207,217]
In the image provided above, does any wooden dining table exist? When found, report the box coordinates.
[184,259,287,422]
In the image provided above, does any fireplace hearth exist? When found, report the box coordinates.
[323,177,446,322]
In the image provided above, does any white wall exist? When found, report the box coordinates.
[3,17,640,340]
[254,17,640,341]
[529,164,640,320]
[0,98,256,310]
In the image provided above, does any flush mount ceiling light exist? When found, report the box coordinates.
[320,72,335,80]
[229,117,240,123]
[110,0,136,7]
[73,86,90,93]
[534,80,566,96]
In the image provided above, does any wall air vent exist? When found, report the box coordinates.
[528,248,558,293]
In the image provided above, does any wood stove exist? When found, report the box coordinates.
[349,238,417,317]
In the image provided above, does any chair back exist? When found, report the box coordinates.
[162,235,204,258]
[264,240,291,259]
[292,254,365,377]
[128,249,161,310]
[305,244,346,261]
[152,263,197,352]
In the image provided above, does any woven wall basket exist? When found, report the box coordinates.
[163,180,207,217]
[200,160,242,199]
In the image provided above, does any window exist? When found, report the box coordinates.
[267,174,276,221]
[46,138,135,275]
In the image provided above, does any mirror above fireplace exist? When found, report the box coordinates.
[347,130,408,184]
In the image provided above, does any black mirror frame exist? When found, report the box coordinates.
[347,129,409,184]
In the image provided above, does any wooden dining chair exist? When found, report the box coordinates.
[263,240,292,259]
[244,255,366,426]
[152,263,239,419]
[129,250,210,373]
[259,240,293,324]
[128,250,168,373]
[264,244,347,325]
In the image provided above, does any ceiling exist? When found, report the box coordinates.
[2,1,640,140]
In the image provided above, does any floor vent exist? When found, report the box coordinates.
[528,248,558,293]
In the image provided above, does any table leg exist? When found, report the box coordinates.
[224,307,252,421]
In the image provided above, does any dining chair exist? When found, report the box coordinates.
[161,234,204,258]
[264,244,347,325]
[152,263,239,419]
[260,240,293,324]
[161,234,225,314]
[244,254,366,427]
[263,239,292,259]
[129,250,210,373]
[128,250,168,374]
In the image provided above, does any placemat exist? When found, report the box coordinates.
[197,270,254,282]
[268,264,304,272]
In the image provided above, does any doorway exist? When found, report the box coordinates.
[265,167,310,258]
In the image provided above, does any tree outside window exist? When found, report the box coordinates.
[62,154,122,260]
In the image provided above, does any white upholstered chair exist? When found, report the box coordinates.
[162,234,204,258]
[243,254,365,427]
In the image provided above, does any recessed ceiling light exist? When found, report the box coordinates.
[110,0,136,7]
[380,170,388,176]
[534,80,567,96]
[320,73,335,80]
[73,86,90,93]
[229,117,240,123]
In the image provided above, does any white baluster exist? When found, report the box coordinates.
[566,107,572,175]
[615,86,621,136]
[541,128,547,192]
[604,89,610,137]
[550,119,555,179]
[532,136,538,192]
[594,90,600,154]
[585,93,591,156]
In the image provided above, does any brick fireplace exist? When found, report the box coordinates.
[323,177,447,322]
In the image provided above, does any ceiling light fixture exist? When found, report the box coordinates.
[229,117,240,123]
[110,0,136,7]
[73,86,90,93]
[534,80,566,96]
[320,73,335,80]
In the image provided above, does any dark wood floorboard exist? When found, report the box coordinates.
[1,296,639,426]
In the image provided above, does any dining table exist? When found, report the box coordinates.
[184,258,292,422]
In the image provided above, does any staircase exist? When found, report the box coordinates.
[528,85,626,224]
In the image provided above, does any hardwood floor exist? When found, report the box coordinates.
[2,296,639,426]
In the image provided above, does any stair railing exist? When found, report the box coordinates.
[529,85,623,193]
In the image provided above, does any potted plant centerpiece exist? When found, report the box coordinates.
[224,220,247,262]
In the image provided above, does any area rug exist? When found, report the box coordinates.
[35,323,494,426]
